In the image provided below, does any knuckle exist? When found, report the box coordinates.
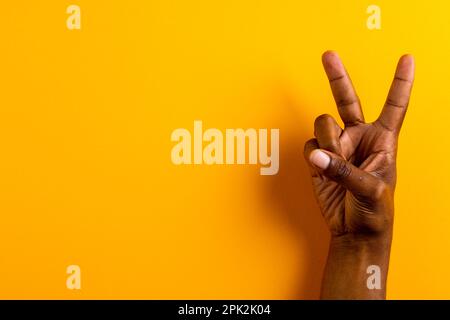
[303,138,317,158]
[314,114,332,126]
[303,138,316,152]
[325,141,340,152]
[385,97,408,109]
[337,97,359,108]
[331,158,352,181]
[372,181,390,201]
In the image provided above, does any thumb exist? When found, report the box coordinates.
[309,149,384,198]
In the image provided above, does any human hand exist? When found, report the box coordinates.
[304,51,414,299]
[305,51,414,239]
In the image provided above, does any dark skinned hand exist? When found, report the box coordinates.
[304,51,415,299]
[305,51,414,238]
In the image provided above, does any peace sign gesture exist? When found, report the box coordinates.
[305,51,414,237]
[304,51,414,299]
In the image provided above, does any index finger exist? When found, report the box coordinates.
[377,54,415,133]
[322,51,365,127]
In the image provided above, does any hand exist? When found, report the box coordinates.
[304,51,415,299]
[305,51,414,238]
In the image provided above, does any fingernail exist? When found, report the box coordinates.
[310,150,330,169]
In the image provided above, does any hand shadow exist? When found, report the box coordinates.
[260,93,330,299]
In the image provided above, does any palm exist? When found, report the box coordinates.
[306,52,414,236]
[311,123,397,235]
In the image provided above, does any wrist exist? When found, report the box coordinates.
[320,231,393,299]
[329,230,393,257]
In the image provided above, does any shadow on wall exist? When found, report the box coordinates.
[260,92,330,299]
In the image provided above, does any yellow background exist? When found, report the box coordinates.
[0,0,449,299]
